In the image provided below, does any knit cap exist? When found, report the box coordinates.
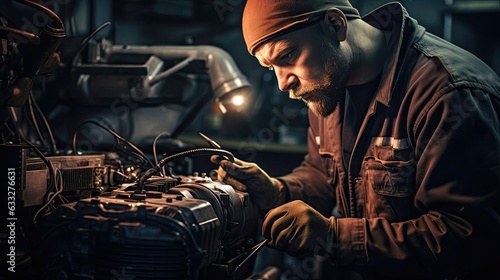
[242,0,361,55]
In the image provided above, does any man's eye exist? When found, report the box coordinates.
[281,51,294,62]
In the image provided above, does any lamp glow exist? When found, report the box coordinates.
[231,94,245,106]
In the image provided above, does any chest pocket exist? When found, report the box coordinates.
[319,151,338,186]
[364,137,416,197]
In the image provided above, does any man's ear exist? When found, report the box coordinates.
[323,8,347,41]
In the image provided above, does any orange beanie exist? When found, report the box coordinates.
[242,0,360,55]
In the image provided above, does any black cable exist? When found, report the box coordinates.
[26,95,47,147]
[14,0,64,29]
[17,134,58,223]
[72,119,155,168]
[68,21,111,67]
[7,106,24,137]
[136,147,235,193]
[127,150,150,167]
[30,92,57,153]
[2,123,15,143]
[153,132,172,176]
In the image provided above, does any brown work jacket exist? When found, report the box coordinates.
[278,2,500,279]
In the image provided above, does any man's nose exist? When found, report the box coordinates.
[275,68,297,92]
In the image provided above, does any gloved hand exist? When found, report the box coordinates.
[210,156,286,212]
[262,200,337,256]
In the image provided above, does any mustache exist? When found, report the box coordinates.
[289,84,330,100]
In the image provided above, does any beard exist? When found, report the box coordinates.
[290,39,350,117]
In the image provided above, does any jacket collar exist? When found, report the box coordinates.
[361,2,425,107]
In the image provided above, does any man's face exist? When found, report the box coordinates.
[254,23,350,117]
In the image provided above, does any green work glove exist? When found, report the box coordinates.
[262,200,337,257]
[210,156,285,212]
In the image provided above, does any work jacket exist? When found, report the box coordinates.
[278,2,500,279]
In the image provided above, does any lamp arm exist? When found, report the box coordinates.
[103,45,251,103]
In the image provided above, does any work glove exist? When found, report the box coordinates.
[262,200,337,257]
[210,156,286,212]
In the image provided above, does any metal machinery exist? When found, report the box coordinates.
[1,1,277,279]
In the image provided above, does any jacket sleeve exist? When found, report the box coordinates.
[276,123,337,217]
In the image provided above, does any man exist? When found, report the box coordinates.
[211,0,500,279]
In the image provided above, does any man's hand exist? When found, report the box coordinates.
[210,156,285,212]
[262,200,336,256]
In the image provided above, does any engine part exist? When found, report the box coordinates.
[29,174,261,280]
[0,0,64,107]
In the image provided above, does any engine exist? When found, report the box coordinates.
[28,173,261,280]
[3,2,264,279]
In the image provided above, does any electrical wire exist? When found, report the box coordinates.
[68,21,111,67]
[9,92,57,153]
[1,123,15,143]
[15,134,58,223]
[153,132,171,166]
[8,106,24,137]
[14,0,64,29]
[72,119,155,168]
[152,132,172,177]
[136,147,235,193]
[30,92,57,153]
[32,168,63,223]
[25,96,47,147]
